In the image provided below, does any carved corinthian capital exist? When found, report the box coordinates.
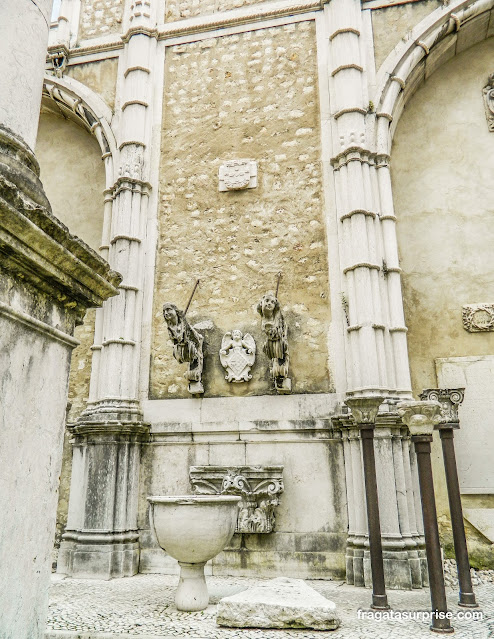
[397,400,442,436]
[419,389,465,426]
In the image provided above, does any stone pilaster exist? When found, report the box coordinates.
[58,0,160,579]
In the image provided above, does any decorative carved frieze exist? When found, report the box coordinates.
[419,389,465,426]
[219,330,256,383]
[462,304,494,332]
[219,160,257,191]
[483,74,494,132]
[163,302,204,394]
[190,466,284,534]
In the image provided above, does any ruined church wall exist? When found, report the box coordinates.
[392,37,494,567]
[150,20,333,400]
[78,0,124,40]
[370,0,441,72]
[36,109,107,556]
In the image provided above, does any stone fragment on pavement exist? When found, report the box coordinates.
[216,577,340,630]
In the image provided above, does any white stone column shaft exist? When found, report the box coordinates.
[0,0,53,150]
[86,2,158,415]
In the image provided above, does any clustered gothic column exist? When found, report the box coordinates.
[325,0,412,398]
[335,410,426,590]
[58,0,160,579]
[323,0,418,588]
[0,1,121,635]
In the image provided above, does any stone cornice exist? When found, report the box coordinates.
[159,0,328,39]
[62,0,328,60]
[0,125,121,316]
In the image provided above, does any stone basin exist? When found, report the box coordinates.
[148,495,241,611]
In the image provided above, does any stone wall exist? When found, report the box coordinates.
[79,0,124,40]
[151,20,332,399]
[165,0,269,22]
[66,59,119,111]
[392,38,494,567]
[36,112,105,252]
[371,0,441,72]
[138,395,347,579]
[36,111,106,561]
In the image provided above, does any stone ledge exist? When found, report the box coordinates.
[0,124,121,319]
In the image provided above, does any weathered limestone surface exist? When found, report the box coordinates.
[0,127,120,639]
[0,0,52,150]
[216,577,340,629]
[371,0,441,72]
[393,38,494,568]
[79,0,123,40]
[393,39,494,396]
[152,21,332,399]
[66,59,119,112]
[138,394,347,580]
[165,0,269,22]
[36,112,105,252]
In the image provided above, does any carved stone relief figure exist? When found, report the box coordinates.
[483,73,494,132]
[163,302,204,394]
[257,291,291,394]
[219,330,256,382]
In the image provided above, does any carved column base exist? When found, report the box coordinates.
[346,536,426,590]
[58,414,149,579]
[57,531,140,580]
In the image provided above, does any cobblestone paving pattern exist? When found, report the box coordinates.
[47,573,494,638]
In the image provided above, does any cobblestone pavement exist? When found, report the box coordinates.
[46,573,494,639]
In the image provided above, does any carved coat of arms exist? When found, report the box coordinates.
[219,330,256,383]
[219,160,257,191]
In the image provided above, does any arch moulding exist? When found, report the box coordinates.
[42,73,118,175]
[373,0,494,155]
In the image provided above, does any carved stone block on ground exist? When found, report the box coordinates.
[216,577,340,630]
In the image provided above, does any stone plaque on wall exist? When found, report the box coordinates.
[219,160,257,191]
[436,356,494,494]
[462,304,494,332]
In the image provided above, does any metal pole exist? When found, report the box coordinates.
[413,435,454,633]
[439,426,478,608]
[360,424,389,610]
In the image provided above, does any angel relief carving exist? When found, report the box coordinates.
[219,330,256,383]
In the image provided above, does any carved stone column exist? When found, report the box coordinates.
[335,409,426,590]
[324,0,412,398]
[398,401,453,634]
[58,0,161,578]
[420,389,478,608]
[0,1,121,634]
[346,397,389,609]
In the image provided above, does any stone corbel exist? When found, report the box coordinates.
[190,466,284,534]
[47,45,69,78]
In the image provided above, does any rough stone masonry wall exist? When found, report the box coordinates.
[151,20,332,399]
[79,0,124,40]
[165,0,269,22]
